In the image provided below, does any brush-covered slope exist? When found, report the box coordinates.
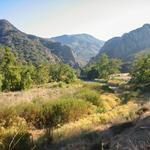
[0,19,78,66]
[51,34,104,66]
[94,24,150,62]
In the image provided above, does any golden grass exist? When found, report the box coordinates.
[100,93,120,110]
[0,82,83,109]
[52,101,139,142]
[0,80,143,149]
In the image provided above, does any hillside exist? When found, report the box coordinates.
[0,19,78,66]
[93,24,150,62]
[51,34,104,66]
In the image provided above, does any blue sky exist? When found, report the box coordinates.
[1,0,150,40]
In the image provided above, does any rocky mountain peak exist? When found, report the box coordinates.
[0,19,18,34]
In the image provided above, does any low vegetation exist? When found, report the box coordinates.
[0,49,150,150]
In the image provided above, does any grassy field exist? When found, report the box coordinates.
[0,77,149,150]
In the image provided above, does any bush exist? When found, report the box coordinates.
[17,102,42,128]
[0,130,32,150]
[0,74,3,91]
[122,90,141,103]
[15,98,94,129]
[75,89,102,106]
[96,107,106,113]
[41,98,94,128]
[101,85,114,93]
[0,107,17,127]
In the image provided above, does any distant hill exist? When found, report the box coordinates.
[93,24,150,62]
[0,19,78,67]
[51,34,104,66]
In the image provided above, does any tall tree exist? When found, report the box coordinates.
[20,65,34,90]
[0,47,21,91]
[97,54,110,79]
[109,58,122,74]
[131,54,150,87]
[34,64,49,85]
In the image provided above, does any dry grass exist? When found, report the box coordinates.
[100,93,120,110]
[0,82,83,109]
[50,100,139,142]
[1,79,146,150]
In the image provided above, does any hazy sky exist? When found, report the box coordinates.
[1,0,150,40]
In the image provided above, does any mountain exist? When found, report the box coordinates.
[93,24,150,62]
[0,19,78,67]
[51,34,104,66]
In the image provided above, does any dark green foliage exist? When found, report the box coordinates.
[0,47,21,91]
[122,90,141,103]
[101,85,114,93]
[58,64,76,83]
[0,47,77,91]
[83,54,122,80]
[97,54,110,79]
[49,64,76,83]
[0,73,3,91]
[97,54,122,79]
[33,64,49,85]
[131,54,150,89]
[40,102,53,129]
[20,65,34,90]
[109,58,122,74]
[87,66,99,80]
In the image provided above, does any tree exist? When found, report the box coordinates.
[87,66,99,80]
[84,54,122,80]
[131,54,150,87]
[0,47,77,91]
[109,58,122,74]
[49,64,61,82]
[33,64,49,85]
[0,73,3,91]
[48,64,76,83]
[20,65,34,90]
[97,54,110,79]
[0,47,21,91]
[58,64,76,83]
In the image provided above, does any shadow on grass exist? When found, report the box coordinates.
[37,121,135,150]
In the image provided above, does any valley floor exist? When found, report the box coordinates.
[0,78,150,150]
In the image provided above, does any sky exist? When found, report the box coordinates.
[0,0,150,40]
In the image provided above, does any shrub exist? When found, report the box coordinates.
[0,107,17,127]
[17,102,42,128]
[75,89,102,106]
[42,98,94,128]
[96,107,106,113]
[122,90,141,103]
[16,98,94,130]
[0,130,32,150]
[101,85,114,93]
[0,74,3,91]
[40,102,54,129]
